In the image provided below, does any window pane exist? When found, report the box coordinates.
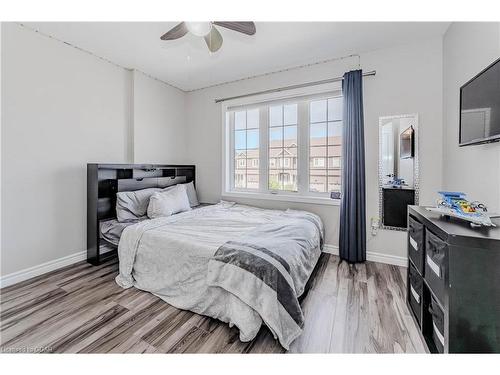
[328,170,341,192]
[269,151,283,168]
[247,129,259,149]
[328,97,342,121]
[234,168,246,189]
[247,149,259,170]
[310,123,327,146]
[284,104,297,125]
[232,109,261,191]
[268,152,278,168]
[309,171,327,193]
[270,105,283,127]
[281,171,297,192]
[328,121,342,141]
[310,100,327,123]
[309,147,326,170]
[235,151,246,168]
[328,156,341,169]
[283,147,298,169]
[269,170,281,190]
[247,171,259,190]
[247,108,259,129]
[310,146,327,169]
[284,126,297,147]
[328,145,341,158]
[235,111,246,130]
[269,127,283,147]
[235,130,246,149]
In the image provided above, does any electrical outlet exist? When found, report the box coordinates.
[370,217,379,236]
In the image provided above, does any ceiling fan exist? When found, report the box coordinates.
[160,22,256,52]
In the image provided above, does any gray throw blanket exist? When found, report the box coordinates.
[207,210,323,349]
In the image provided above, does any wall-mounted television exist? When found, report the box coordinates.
[459,57,500,146]
[400,126,414,159]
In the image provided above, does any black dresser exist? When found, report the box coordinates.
[407,206,500,353]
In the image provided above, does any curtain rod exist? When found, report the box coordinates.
[214,70,376,103]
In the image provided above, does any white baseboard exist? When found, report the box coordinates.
[322,244,340,255]
[1,244,406,289]
[0,250,86,288]
[323,244,407,267]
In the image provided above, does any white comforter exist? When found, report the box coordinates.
[116,201,323,347]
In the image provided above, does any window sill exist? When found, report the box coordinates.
[222,190,340,206]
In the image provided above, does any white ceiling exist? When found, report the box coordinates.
[23,22,450,91]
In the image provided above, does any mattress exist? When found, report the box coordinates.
[115,201,323,348]
[100,204,207,246]
[100,219,138,246]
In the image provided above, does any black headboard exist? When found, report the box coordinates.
[87,163,196,265]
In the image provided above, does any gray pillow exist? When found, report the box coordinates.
[116,187,161,222]
[115,182,199,222]
[184,181,199,207]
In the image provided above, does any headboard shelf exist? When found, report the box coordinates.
[87,163,196,265]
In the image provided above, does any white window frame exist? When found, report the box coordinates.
[222,83,342,206]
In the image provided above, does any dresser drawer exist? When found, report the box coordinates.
[424,228,447,304]
[428,295,445,353]
[408,262,423,327]
[408,215,424,273]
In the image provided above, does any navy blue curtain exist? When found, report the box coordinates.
[339,70,366,263]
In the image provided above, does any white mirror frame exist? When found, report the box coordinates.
[378,113,420,231]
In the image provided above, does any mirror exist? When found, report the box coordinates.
[378,114,419,230]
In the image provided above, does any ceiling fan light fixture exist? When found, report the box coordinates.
[185,22,212,37]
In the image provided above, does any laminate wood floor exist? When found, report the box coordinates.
[0,254,426,353]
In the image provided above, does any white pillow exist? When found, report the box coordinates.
[147,184,191,219]
[158,182,198,207]
[184,181,199,207]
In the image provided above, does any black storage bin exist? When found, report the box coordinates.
[408,216,424,273]
[429,296,445,353]
[424,229,447,304]
[408,263,423,326]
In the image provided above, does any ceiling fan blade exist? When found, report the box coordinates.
[204,27,223,52]
[160,22,189,40]
[213,22,256,35]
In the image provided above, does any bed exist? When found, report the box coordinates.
[116,202,323,349]
[87,164,324,349]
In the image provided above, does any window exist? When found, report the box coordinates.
[224,91,342,202]
[269,104,298,191]
[232,109,260,190]
[309,97,342,193]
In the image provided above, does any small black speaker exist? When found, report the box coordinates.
[330,191,341,199]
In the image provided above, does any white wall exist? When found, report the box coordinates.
[1,23,187,277]
[186,38,444,259]
[443,23,500,213]
[1,24,447,278]
[133,70,187,164]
